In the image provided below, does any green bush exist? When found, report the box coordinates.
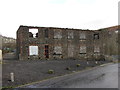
[76,64,80,67]
[48,70,54,74]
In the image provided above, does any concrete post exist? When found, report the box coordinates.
[0,50,2,61]
[95,61,98,64]
[10,72,14,82]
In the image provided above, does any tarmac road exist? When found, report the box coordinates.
[21,63,118,88]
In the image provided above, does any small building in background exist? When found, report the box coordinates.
[2,36,16,55]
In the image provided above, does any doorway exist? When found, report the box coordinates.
[45,45,49,58]
[68,45,74,57]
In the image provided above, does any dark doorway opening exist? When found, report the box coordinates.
[45,45,49,58]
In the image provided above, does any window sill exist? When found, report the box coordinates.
[53,38,62,39]
[53,54,62,55]
[79,39,86,40]
[79,53,86,54]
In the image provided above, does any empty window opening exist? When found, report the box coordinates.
[29,28,38,38]
[80,46,86,54]
[94,34,99,39]
[29,46,38,56]
[94,46,100,53]
[54,46,62,55]
[45,45,49,58]
[68,31,74,39]
[45,29,49,38]
[79,33,86,39]
[54,30,62,39]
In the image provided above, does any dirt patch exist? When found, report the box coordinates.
[2,59,111,88]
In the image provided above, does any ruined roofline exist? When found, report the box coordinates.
[18,25,119,32]
[98,25,120,31]
[18,25,95,32]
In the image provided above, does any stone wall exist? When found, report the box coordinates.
[16,25,119,60]
[99,26,119,61]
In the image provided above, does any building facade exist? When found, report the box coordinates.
[16,25,119,60]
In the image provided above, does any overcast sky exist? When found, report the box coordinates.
[0,0,119,38]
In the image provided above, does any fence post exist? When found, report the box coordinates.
[10,72,14,82]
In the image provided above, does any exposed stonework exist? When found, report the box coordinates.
[16,25,119,60]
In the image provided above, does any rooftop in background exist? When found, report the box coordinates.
[2,36,16,44]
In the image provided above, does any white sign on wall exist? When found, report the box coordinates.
[29,46,38,55]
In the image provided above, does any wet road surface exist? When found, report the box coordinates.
[22,63,118,88]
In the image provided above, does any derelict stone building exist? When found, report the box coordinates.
[16,25,118,60]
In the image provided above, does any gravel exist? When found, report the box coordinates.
[2,59,111,88]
